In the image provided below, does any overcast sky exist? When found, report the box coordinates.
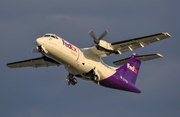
[0,1,179,117]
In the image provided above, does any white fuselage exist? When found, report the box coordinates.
[36,35,116,81]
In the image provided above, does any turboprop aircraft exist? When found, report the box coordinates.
[7,30,171,93]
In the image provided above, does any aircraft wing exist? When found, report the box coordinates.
[86,32,171,57]
[7,56,61,68]
[111,32,171,54]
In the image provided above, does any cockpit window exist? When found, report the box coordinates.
[44,34,59,39]
[51,35,55,38]
[44,35,51,37]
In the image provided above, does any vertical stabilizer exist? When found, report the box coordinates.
[116,53,141,85]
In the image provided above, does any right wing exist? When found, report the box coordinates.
[85,32,171,58]
[7,56,61,68]
[111,32,171,54]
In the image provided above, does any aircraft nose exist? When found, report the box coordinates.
[36,38,44,46]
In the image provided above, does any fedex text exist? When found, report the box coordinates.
[127,63,138,74]
[62,40,77,52]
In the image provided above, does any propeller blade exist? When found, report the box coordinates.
[94,39,100,44]
[88,29,109,44]
[31,47,39,53]
[98,29,109,40]
[88,30,97,40]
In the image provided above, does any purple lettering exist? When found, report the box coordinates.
[62,40,77,52]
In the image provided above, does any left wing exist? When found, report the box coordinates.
[85,32,171,57]
[7,56,61,68]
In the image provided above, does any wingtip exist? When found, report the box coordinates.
[156,53,163,58]
[162,32,171,37]
[6,63,12,68]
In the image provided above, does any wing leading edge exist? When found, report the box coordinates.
[7,56,61,68]
[86,32,171,57]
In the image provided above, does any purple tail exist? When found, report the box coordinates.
[116,53,141,85]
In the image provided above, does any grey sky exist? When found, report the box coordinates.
[0,1,179,117]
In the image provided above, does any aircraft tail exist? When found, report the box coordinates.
[115,53,163,85]
[116,53,141,85]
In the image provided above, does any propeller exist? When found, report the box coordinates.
[88,29,109,44]
[31,46,43,54]
[31,47,39,53]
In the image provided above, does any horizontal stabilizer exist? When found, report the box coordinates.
[113,53,163,66]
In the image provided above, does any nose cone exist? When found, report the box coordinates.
[36,38,44,46]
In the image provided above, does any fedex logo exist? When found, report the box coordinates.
[62,40,77,52]
[127,63,138,74]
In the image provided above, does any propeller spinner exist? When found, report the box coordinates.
[31,46,44,54]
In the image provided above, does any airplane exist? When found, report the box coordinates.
[7,30,171,93]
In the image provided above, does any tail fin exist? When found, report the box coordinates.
[115,53,163,85]
[116,53,141,85]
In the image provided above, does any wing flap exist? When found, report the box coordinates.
[113,53,163,66]
[7,56,60,68]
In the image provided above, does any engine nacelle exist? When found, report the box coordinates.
[98,40,113,51]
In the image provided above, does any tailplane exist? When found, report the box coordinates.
[115,53,163,85]
[116,53,141,84]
